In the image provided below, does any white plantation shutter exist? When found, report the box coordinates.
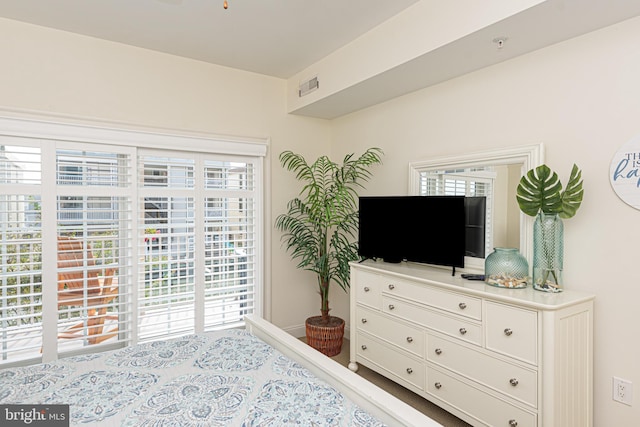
[137,152,261,341]
[55,145,134,352]
[0,143,43,362]
[138,153,196,341]
[0,142,135,362]
[203,159,257,330]
[0,116,265,366]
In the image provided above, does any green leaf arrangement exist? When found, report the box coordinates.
[516,164,584,218]
[516,164,584,289]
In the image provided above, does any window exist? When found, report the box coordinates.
[0,117,265,366]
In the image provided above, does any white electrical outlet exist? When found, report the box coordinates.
[613,376,633,405]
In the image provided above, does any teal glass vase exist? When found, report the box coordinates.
[484,247,530,288]
[533,212,563,292]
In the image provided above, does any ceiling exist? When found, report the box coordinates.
[0,0,419,79]
[3,1,640,119]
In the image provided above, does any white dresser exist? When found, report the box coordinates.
[349,260,594,427]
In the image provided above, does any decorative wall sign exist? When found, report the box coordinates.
[611,134,640,209]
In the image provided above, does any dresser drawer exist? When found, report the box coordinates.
[485,302,538,365]
[356,305,425,357]
[382,276,482,320]
[428,334,537,407]
[383,296,482,346]
[427,366,537,427]
[353,270,383,308]
[356,333,425,390]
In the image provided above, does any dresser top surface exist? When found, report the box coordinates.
[351,260,595,310]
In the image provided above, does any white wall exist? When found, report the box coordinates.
[287,0,545,114]
[0,17,329,335]
[330,15,640,426]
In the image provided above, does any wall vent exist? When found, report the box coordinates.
[298,76,319,97]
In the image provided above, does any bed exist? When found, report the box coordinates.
[0,315,440,426]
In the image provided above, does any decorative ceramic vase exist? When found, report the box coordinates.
[484,247,529,288]
[533,212,563,292]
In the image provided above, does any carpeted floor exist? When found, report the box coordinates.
[302,337,471,426]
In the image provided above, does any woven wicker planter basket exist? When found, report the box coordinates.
[305,316,345,357]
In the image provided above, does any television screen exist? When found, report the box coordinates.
[358,196,466,269]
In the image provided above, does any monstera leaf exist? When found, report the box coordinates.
[559,164,584,219]
[516,164,583,219]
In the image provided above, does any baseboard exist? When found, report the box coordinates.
[282,323,306,338]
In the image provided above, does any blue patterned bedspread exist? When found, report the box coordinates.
[0,330,387,426]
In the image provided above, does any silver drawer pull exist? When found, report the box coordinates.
[388,284,395,290]
[364,286,370,292]
[406,368,413,374]
[388,304,395,310]
[509,420,518,427]
[435,348,442,355]
[361,318,367,324]
[510,378,519,387]
[361,345,367,350]
[458,302,467,310]
[459,328,467,335]
[504,328,513,336]
[406,336,413,343]
[434,382,442,389]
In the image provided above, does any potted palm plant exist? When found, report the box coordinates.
[275,148,383,356]
[516,164,584,291]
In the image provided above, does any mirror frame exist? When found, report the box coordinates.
[408,144,544,272]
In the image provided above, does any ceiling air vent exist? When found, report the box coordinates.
[298,76,319,97]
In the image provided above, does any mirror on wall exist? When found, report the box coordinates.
[408,144,543,273]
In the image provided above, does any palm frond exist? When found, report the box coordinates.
[275,148,383,315]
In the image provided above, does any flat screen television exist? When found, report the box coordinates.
[358,196,466,272]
